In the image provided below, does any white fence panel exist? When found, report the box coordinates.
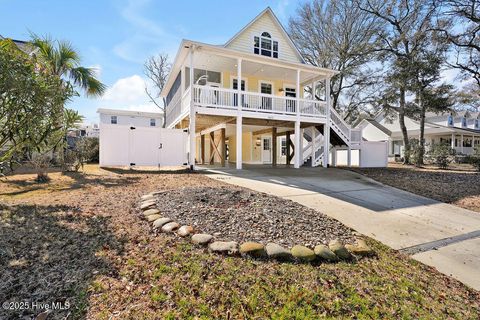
[100,124,187,167]
[359,141,388,168]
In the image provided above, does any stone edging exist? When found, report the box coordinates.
[139,193,374,263]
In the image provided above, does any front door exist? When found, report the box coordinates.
[262,137,272,164]
[260,82,273,110]
[284,87,296,112]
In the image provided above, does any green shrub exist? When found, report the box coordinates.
[468,147,480,172]
[427,142,455,169]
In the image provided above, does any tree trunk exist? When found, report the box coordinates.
[398,86,410,164]
[418,90,425,165]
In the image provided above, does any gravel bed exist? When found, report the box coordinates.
[155,186,355,247]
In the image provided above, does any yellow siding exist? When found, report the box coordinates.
[223,72,304,97]
[225,11,303,64]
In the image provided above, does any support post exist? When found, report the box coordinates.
[221,128,226,167]
[286,131,292,165]
[209,131,214,165]
[347,146,352,167]
[451,133,455,150]
[200,134,205,164]
[323,77,331,168]
[294,120,301,168]
[461,134,464,154]
[332,148,337,167]
[296,69,301,114]
[311,126,315,167]
[236,116,242,169]
[272,127,277,166]
[188,47,196,169]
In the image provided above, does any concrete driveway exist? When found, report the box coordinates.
[201,165,480,291]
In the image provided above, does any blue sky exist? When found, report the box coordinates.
[1,0,297,124]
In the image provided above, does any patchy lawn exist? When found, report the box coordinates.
[349,163,480,213]
[1,165,479,319]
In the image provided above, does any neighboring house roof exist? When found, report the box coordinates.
[97,108,163,118]
[365,119,392,136]
[223,7,305,64]
[0,35,36,54]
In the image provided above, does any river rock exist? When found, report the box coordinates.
[146,214,162,222]
[345,239,374,256]
[291,245,316,262]
[265,243,292,260]
[314,244,338,262]
[239,242,266,258]
[153,217,173,229]
[191,233,213,245]
[143,208,160,216]
[141,194,155,201]
[161,222,180,233]
[140,200,156,210]
[177,225,194,237]
[329,239,353,260]
[208,241,239,255]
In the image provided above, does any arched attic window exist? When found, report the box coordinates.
[254,31,278,58]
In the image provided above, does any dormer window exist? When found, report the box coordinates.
[254,32,278,58]
[447,115,453,126]
[462,116,467,127]
[475,119,479,129]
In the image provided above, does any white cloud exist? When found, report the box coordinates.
[113,0,180,63]
[100,75,160,112]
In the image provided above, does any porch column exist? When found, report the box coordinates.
[311,126,315,167]
[323,77,331,168]
[189,47,196,169]
[221,128,226,167]
[451,133,455,149]
[461,134,464,153]
[236,116,242,169]
[237,58,242,110]
[294,120,301,168]
[272,127,277,166]
[200,134,205,164]
[332,148,337,167]
[296,69,301,113]
[473,135,476,149]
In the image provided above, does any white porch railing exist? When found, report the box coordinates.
[329,107,351,143]
[166,87,191,128]
[192,85,327,117]
[302,127,324,167]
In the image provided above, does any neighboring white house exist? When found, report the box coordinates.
[159,7,386,169]
[356,109,480,158]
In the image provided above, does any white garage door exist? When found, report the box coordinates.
[100,124,187,167]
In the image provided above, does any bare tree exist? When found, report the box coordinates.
[355,0,440,164]
[438,0,480,87]
[144,53,171,127]
[288,0,382,120]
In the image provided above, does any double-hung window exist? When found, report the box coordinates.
[111,116,117,124]
[254,32,278,58]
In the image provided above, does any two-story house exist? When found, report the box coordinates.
[160,7,363,170]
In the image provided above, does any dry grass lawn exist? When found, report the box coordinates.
[1,164,479,319]
[349,163,480,213]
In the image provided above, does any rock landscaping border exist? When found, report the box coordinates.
[138,192,374,264]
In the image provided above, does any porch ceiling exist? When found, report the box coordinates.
[193,50,321,85]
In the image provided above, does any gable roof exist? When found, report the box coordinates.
[223,7,305,64]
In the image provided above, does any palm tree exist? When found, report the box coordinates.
[29,34,106,97]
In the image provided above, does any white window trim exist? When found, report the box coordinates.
[258,80,274,95]
[283,83,296,97]
[252,33,279,59]
[230,76,248,91]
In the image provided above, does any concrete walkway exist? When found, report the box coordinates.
[201,165,480,291]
